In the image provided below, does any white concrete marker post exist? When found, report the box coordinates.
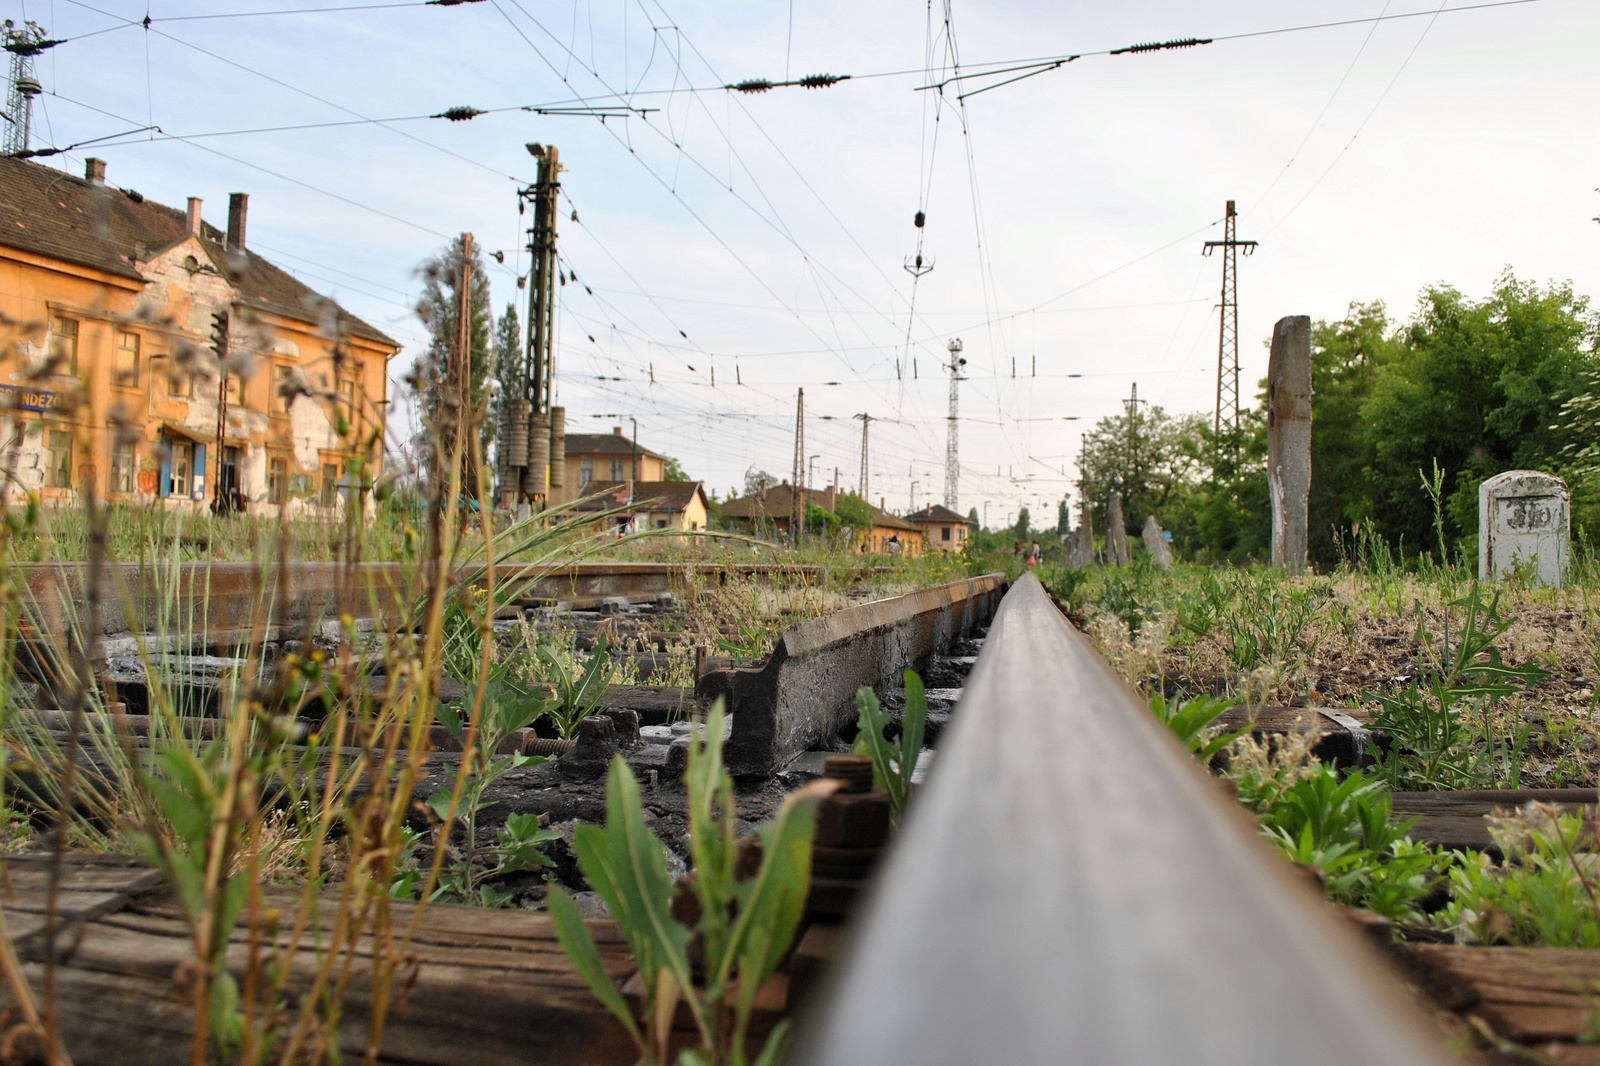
[1479,470,1569,586]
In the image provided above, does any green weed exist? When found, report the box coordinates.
[853,670,927,827]
[549,698,832,1066]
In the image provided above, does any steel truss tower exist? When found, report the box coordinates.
[944,338,965,510]
[1202,200,1257,453]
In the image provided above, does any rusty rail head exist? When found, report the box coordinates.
[791,572,1447,1066]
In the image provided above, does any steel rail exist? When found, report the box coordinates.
[15,560,828,637]
[792,572,1447,1065]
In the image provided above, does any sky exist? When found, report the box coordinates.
[14,0,1600,529]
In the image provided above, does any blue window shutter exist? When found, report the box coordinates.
[159,446,171,497]
[192,442,207,500]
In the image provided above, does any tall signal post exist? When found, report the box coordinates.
[944,338,966,510]
[3,21,52,157]
[1201,200,1257,467]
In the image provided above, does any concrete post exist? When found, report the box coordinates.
[1142,515,1173,569]
[1267,315,1312,575]
[1066,511,1094,569]
[1106,492,1130,567]
[1479,471,1569,586]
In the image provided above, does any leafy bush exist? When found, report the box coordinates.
[1439,804,1600,947]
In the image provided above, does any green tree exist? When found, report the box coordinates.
[1013,507,1031,542]
[1359,272,1595,558]
[1306,301,1396,566]
[489,302,521,472]
[1077,405,1207,541]
[410,236,492,491]
[836,492,878,531]
[968,506,980,529]
[662,455,690,481]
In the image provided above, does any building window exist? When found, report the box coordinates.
[49,317,78,376]
[942,526,951,542]
[114,332,140,388]
[610,459,624,480]
[337,380,356,420]
[320,463,339,507]
[275,366,295,413]
[170,441,192,497]
[168,368,191,398]
[267,456,288,504]
[110,438,136,494]
[45,430,71,488]
[580,459,593,486]
[225,373,242,404]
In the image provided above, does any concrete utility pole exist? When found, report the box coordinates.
[855,413,870,497]
[1202,200,1258,464]
[791,388,805,544]
[945,338,966,510]
[510,143,561,507]
[1267,315,1312,574]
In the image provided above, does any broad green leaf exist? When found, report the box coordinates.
[570,757,699,1037]
[900,670,927,791]
[749,1020,792,1066]
[722,780,835,1028]
[548,886,641,1044]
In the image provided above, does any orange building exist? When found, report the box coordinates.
[0,156,398,512]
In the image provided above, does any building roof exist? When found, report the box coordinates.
[906,504,973,526]
[0,156,396,347]
[568,480,705,513]
[872,509,918,533]
[720,482,837,520]
[564,432,667,460]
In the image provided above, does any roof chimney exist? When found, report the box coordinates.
[226,192,248,252]
[186,197,202,236]
[84,158,105,184]
[612,426,624,436]
[880,497,886,512]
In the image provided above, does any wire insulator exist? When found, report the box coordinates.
[799,73,844,88]
[433,106,485,122]
[1110,37,1212,55]
[731,79,773,93]
[914,210,926,229]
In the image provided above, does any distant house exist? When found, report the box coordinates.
[565,480,709,532]
[859,504,922,557]
[550,427,668,507]
[720,482,923,556]
[906,504,973,553]
[719,480,834,540]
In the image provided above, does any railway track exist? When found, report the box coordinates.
[2,570,1589,1063]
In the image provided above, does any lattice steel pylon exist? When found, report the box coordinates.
[3,21,49,157]
[944,338,965,510]
[1201,200,1258,453]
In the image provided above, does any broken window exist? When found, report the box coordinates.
[114,332,139,388]
[110,438,136,494]
[45,429,71,488]
[49,317,78,376]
